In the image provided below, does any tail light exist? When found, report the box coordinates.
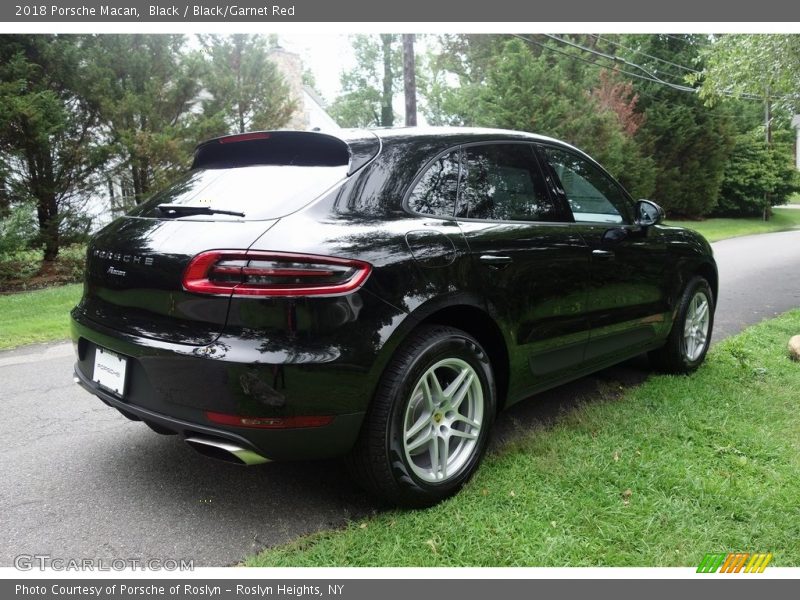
[182,250,372,297]
[217,132,271,144]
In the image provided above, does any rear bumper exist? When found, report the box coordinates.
[72,366,364,461]
[70,309,368,461]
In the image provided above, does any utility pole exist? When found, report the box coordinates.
[403,34,417,127]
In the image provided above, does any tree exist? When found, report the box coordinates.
[403,34,418,126]
[715,128,800,217]
[380,34,395,127]
[421,35,656,199]
[609,34,737,217]
[0,35,103,260]
[421,34,507,127]
[593,70,645,137]
[85,35,207,204]
[199,34,297,135]
[329,34,401,128]
[693,35,800,143]
[691,35,800,219]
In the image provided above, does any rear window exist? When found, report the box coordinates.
[129,165,349,221]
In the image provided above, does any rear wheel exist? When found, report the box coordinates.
[650,276,714,374]
[348,326,496,507]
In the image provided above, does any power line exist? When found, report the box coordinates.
[512,34,698,94]
[591,34,700,75]
[510,34,660,87]
[514,34,769,102]
[541,33,697,93]
[664,34,695,45]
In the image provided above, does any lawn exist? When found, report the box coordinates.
[0,283,82,350]
[667,207,800,242]
[247,310,800,567]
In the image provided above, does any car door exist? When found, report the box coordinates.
[453,142,593,401]
[536,143,672,366]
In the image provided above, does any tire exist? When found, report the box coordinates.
[649,276,714,374]
[347,325,496,508]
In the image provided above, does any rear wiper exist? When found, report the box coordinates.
[157,204,245,218]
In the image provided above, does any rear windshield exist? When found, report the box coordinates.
[129,165,349,221]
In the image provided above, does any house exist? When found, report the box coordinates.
[267,47,340,132]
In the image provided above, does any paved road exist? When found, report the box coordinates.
[711,230,800,341]
[2,230,799,567]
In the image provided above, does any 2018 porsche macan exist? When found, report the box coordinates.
[71,127,717,506]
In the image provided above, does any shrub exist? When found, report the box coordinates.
[715,129,800,217]
[0,244,86,291]
[0,248,43,289]
[56,244,88,283]
[0,201,38,255]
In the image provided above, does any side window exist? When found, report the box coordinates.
[543,146,630,224]
[458,144,557,221]
[407,150,460,217]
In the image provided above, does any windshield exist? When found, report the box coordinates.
[129,165,349,221]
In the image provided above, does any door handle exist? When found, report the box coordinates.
[592,249,615,261]
[479,255,513,270]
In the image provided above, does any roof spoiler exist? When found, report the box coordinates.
[192,130,380,176]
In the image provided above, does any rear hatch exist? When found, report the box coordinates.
[77,130,378,346]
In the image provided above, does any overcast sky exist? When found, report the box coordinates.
[278,34,356,102]
[276,33,435,123]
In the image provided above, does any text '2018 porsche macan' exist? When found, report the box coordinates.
[71,128,717,507]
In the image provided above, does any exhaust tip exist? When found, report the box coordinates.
[185,436,269,466]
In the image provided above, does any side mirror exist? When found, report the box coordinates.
[635,199,665,227]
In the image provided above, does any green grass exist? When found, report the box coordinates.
[247,310,800,567]
[667,207,800,242]
[0,284,82,350]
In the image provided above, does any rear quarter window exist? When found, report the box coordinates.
[406,150,461,217]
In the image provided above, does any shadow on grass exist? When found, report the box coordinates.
[491,355,651,451]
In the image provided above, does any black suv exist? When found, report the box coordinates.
[71,128,717,507]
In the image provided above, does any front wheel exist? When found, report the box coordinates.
[650,276,714,374]
[347,325,496,508]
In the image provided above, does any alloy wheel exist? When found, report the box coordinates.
[683,290,710,361]
[402,358,484,483]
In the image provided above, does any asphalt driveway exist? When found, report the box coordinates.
[1,229,799,566]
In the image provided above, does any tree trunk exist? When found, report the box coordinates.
[236,60,245,134]
[380,34,394,127]
[0,172,9,215]
[234,36,246,134]
[764,88,772,146]
[37,193,59,261]
[131,161,151,204]
[403,34,417,127]
[764,89,772,221]
[27,149,60,261]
